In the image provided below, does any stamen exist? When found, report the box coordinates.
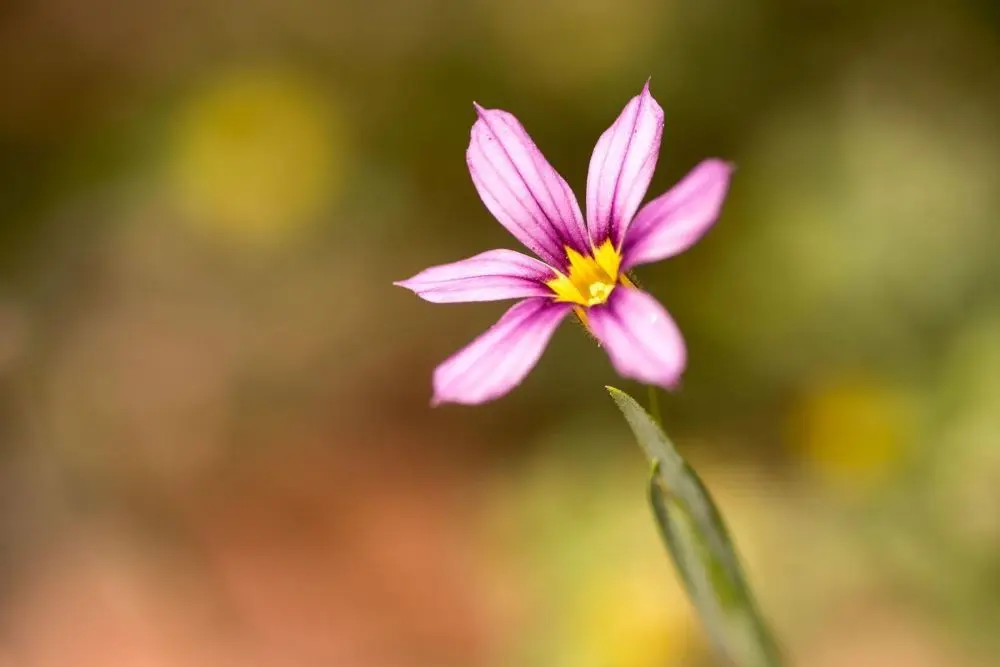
[588,281,613,305]
[546,239,623,307]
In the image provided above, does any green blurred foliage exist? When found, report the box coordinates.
[0,0,999,665]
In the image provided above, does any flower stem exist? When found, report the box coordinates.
[646,384,663,427]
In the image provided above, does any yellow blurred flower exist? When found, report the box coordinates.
[788,373,915,493]
[487,441,700,667]
[566,547,693,667]
[167,67,345,247]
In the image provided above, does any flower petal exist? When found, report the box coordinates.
[432,298,571,405]
[587,286,686,389]
[395,249,555,303]
[467,105,589,268]
[621,159,732,270]
[586,82,664,248]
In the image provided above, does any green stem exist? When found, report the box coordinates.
[646,384,663,428]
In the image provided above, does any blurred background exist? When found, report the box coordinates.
[1,0,999,665]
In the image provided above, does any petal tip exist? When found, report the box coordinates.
[703,157,737,175]
[394,280,420,295]
[430,378,451,407]
[721,157,738,169]
[639,79,663,115]
[430,387,486,407]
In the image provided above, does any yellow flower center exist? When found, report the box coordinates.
[547,239,628,307]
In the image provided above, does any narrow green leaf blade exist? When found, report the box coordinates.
[609,386,784,667]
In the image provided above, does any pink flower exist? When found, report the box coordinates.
[396,83,732,405]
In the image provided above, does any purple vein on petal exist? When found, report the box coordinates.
[395,249,556,303]
[489,110,590,253]
[586,82,664,248]
[432,298,571,405]
[467,105,588,267]
[468,168,563,267]
[621,158,733,270]
[473,118,561,244]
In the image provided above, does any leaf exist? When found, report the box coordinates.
[608,386,784,667]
